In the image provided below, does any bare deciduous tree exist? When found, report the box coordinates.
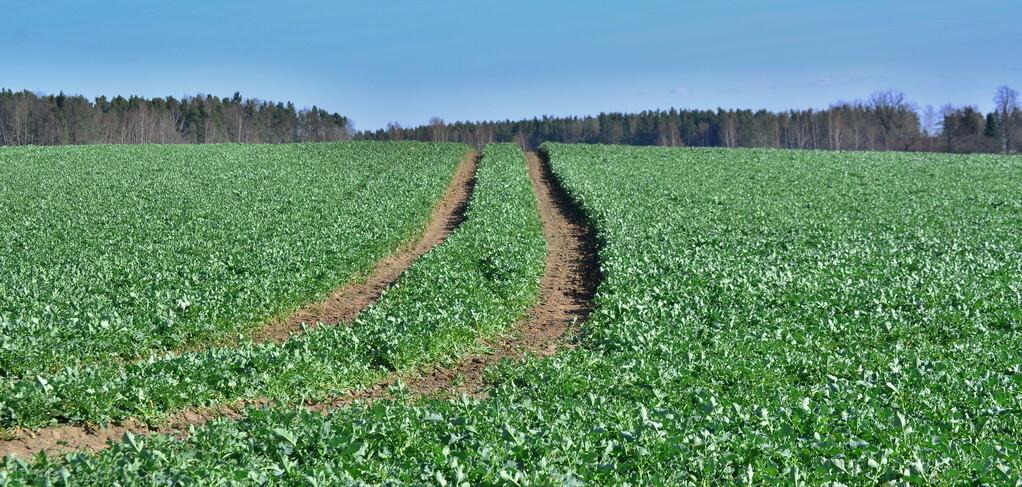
[428,117,447,143]
[386,122,404,141]
[869,90,916,149]
[827,108,844,150]
[920,105,940,136]
[994,86,1019,154]
[719,110,738,148]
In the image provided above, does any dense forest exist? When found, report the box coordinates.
[0,90,349,145]
[2,87,1019,155]
[359,88,1022,155]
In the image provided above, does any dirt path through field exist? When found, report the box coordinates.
[252,150,479,343]
[353,150,601,400]
[0,149,601,460]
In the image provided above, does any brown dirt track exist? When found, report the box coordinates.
[0,148,601,460]
[304,150,601,407]
[394,150,600,399]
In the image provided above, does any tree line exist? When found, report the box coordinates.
[3,87,1019,154]
[0,90,350,146]
[358,87,1021,155]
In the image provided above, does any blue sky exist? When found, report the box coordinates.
[3,0,1020,130]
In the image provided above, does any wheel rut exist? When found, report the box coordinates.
[0,149,601,460]
[362,150,602,400]
[301,149,601,407]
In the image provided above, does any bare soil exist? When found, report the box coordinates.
[0,149,601,460]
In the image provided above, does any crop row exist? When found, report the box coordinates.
[0,142,466,379]
[0,143,544,431]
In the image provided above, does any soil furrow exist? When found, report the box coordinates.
[0,148,601,460]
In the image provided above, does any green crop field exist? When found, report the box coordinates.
[3,143,1022,485]
[0,142,544,431]
[0,142,466,379]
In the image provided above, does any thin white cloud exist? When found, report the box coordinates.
[671,85,690,95]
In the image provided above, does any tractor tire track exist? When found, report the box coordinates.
[309,149,601,406]
[391,150,601,398]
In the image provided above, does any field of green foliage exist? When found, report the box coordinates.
[0,143,544,432]
[0,142,466,379]
[4,143,1022,485]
